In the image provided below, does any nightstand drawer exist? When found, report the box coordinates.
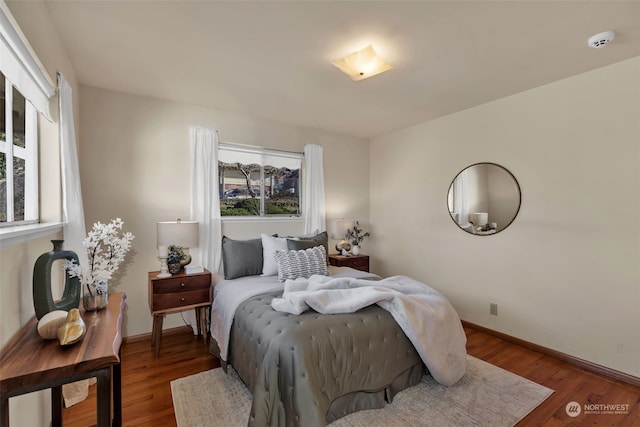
[151,274,210,294]
[328,254,370,272]
[342,257,369,271]
[152,288,210,311]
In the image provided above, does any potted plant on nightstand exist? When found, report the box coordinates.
[345,221,370,256]
[167,245,185,274]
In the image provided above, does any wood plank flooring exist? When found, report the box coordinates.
[62,326,639,426]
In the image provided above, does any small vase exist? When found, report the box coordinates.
[83,279,108,311]
[168,262,181,274]
[352,245,360,256]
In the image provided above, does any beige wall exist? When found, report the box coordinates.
[370,57,640,377]
[78,86,370,337]
[1,1,80,425]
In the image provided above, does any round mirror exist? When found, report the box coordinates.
[447,163,521,235]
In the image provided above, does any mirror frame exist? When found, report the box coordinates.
[447,162,521,236]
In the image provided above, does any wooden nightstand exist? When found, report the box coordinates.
[148,269,212,357]
[328,254,370,272]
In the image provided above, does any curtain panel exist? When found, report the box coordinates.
[302,144,326,234]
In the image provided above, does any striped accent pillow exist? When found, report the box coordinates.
[274,246,328,282]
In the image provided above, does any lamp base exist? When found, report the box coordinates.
[157,256,172,278]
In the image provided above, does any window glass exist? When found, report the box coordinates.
[0,72,38,225]
[12,87,26,148]
[13,156,24,221]
[218,146,301,217]
[0,74,5,139]
[0,152,5,222]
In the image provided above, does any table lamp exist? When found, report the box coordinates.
[156,219,199,278]
[330,219,355,254]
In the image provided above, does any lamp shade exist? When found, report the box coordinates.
[330,219,355,240]
[157,220,199,248]
[469,212,488,227]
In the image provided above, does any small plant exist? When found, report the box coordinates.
[345,221,370,247]
[167,245,186,265]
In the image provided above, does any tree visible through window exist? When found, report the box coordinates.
[218,145,301,217]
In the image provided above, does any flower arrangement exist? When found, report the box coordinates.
[167,245,186,265]
[64,218,135,299]
[345,221,370,247]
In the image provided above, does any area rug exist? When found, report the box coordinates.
[171,355,553,427]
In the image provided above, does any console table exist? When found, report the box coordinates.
[0,292,126,427]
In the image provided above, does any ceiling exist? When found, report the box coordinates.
[31,1,640,138]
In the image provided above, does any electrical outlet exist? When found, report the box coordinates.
[490,303,498,316]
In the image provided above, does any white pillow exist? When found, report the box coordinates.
[274,246,328,282]
[261,234,289,276]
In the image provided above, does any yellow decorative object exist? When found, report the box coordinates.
[37,310,69,339]
[57,308,86,346]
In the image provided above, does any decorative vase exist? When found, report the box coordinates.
[83,278,109,311]
[168,262,181,274]
[352,245,360,256]
[336,240,352,253]
[33,240,81,320]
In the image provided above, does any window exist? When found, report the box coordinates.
[218,144,302,217]
[0,72,38,225]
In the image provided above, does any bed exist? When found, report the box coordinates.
[209,234,466,427]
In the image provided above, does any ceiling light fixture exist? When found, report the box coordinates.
[587,30,616,49]
[331,45,392,81]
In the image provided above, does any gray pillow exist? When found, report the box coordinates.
[287,231,329,263]
[221,236,264,280]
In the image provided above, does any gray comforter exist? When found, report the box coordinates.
[224,289,423,427]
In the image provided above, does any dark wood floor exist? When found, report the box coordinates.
[63,326,639,426]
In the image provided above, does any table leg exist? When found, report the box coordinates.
[1,396,9,427]
[96,368,111,427]
[112,349,122,427]
[195,308,202,336]
[153,314,163,357]
[51,385,63,427]
[198,307,207,342]
[151,315,157,348]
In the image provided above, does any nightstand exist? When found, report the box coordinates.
[328,254,370,272]
[148,269,212,357]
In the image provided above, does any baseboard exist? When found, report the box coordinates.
[462,320,640,388]
[123,325,193,344]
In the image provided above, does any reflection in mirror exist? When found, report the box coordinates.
[447,163,521,235]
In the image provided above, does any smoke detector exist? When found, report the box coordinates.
[588,31,616,49]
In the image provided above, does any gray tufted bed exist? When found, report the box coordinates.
[209,266,425,426]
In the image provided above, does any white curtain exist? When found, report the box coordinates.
[58,74,87,265]
[302,144,326,233]
[58,73,92,407]
[185,126,222,333]
[453,169,470,225]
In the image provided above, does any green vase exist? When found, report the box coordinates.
[32,240,81,320]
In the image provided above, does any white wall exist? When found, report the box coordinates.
[370,57,640,377]
[79,86,370,337]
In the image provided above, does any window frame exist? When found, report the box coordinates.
[1,73,39,226]
[218,143,303,219]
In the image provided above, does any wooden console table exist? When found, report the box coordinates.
[0,292,126,427]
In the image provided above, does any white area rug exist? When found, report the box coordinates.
[171,355,553,427]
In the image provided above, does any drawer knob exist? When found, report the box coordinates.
[181,297,185,302]
[181,283,186,287]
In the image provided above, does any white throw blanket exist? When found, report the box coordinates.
[271,275,467,386]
